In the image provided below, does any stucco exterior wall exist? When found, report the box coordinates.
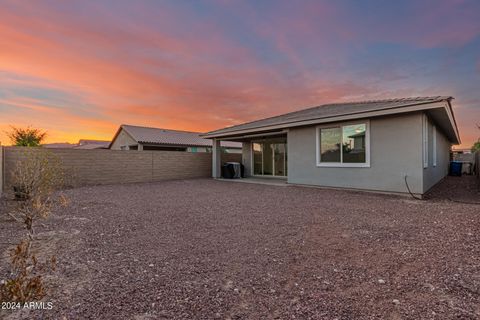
[287,113,425,194]
[241,141,252,176]
[422,116,451,193]
[110,129,137,150]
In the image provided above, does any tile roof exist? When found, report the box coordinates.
[44,140,110,149]
[205,96,452,136]
[42,142,75,149]
[119,125,242,148]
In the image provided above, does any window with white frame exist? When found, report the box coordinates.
[423,115,428,168]
[316,122,370,167]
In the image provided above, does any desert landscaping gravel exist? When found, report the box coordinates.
[1,177,479,319]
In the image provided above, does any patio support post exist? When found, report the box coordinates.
[242,141,252,177]
[212,138,221,178]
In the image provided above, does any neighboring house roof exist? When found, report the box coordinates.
[74,140,110,149]
[43,142,75,149]
[203,96,460,144]
[348,132,366,139]
[110,125,242,148]
[43,140,110,149]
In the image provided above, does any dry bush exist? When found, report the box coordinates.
[9,149,68,237]
[0,239,52,302]
[1,149,67,303]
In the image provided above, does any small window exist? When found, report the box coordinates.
[316,122,370,167]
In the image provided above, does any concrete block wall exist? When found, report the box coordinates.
[2,147,241,190]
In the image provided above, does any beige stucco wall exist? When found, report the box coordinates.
[287,112,425,194]
[110,129,137,150]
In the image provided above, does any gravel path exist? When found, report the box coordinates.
[1,177,479,319]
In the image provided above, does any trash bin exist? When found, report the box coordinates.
[449,161,462,176]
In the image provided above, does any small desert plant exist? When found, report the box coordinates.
[0,239,55,302]
[9,150,68,237]
[7,126,47,147]
[1,150,67,303]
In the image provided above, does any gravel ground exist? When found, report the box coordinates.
[1,177,479,319]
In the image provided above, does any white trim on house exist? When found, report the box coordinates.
[423,114,428,168]
[444,101,461,143]
[315,120,371,168]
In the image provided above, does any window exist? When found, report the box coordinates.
[319,127,341,162]
[432,125,437,167]
[423,115,428,168]
[316,121,370,167]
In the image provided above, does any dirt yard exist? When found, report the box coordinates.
[1,177,479,319]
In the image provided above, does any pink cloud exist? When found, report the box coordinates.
[0,1,370,138]
[0,0,478,149]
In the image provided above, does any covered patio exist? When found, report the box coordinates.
[210,130,288,179]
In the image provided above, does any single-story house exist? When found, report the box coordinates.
[203,96,461,196]
[109,124,242,153]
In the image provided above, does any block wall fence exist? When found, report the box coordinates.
[1,146,241,191]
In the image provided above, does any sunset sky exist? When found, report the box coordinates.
[0,0,479,148]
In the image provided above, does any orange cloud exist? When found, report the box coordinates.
[0,0,478,149]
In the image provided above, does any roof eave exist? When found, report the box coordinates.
[445,99,461,145]
[137,141,242,148]
[203,101,450,139]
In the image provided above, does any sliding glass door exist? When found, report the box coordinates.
[274,143,286,176]
[252,138,287,177]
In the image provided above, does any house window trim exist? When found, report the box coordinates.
[315,120,371,168]
[423,114,428,169]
